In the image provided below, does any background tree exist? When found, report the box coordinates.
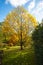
[0,22,3,43]
[2,6,37,49]
[32,21,43,65]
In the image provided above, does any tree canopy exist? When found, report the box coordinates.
[2,6,37,49]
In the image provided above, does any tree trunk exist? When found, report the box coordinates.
[20,20,23,50]
[20,29,23,50]
[20,41,23,50]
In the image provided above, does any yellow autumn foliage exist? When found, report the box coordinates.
[2,6,38,45]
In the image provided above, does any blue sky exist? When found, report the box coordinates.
[0,0,43,22]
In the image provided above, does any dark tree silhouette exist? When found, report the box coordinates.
[32,22,43,65]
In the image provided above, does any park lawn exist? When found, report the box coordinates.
[2,46,35,65]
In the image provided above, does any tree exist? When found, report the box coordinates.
[2,21,18,46]
[0,22,3,43]
[32,22,43,65]
[2,6,37,49]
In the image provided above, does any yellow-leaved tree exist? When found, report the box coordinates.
[2,6,37,49]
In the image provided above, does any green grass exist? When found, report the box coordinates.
[2,46,35,65]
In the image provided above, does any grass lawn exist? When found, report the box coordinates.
[1,46,35,65]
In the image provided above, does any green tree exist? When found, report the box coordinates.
[32,22,43,65]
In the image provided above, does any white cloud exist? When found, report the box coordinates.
[5,0,29,7]
[28,0,43,22]
[31,2,43,22]
[28,0,35,12]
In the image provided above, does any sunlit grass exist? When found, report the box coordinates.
[2,46,35,65]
